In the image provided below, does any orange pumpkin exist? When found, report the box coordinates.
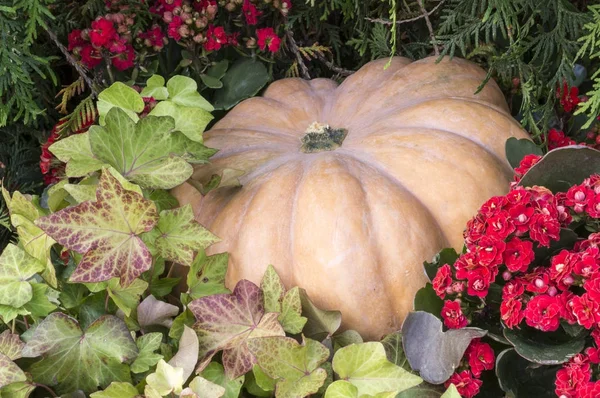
[172,56,530,340]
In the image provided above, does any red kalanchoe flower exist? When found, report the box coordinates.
[464,215,486,247]
[475,236,506,267]
[484,211,515,240]
[432,264,453,298]
[441,300,468,329]
[566,184,595,214]
[256,27,281,53]
[529,213,560,248]
[503,237,535,273]
[578,381,600,398]
[159,0,183,12]
[107,35,128,54]
[242,0,262,25]
[555,357,591,398]
[454,251,479,280]
[571,293,600,329]
[68,29,85,51]
[574,247,600,278]
[523,294,562,331]
[111,45,135,70]
[525,268,551,294]
[559,82,581,113]
[547,128,576,150]
[508,204,535,236]
[550,249,577,290]
[465,339,495,377]
[500,297,525,328]
[167,15,183,40]
[80,45,102,68]
[479,196,507,217]
[204,25,227,51]
[444,370,482,398]
[89,17,117,47]
[140,25,166,50]
[466,267,494,298]
[514,154,542,179]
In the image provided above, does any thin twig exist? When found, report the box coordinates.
[44,27,98,97]
[417,0,440,56]
[367,0,445,26]
[314,53,355,77]
[285,31,311,80]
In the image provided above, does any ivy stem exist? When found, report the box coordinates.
[166,263,175,279]
[104,53,116,84]
[105,290,110,312]
[11,318,15,334]
[33,383,58,398]
[23,316,29,330]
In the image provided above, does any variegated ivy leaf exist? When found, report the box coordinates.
[186,252,229,300]
[0,379,37,397]
[131,332,163,374]
[199,363,244,398]
[35,169,158,287]
[166,75,214,111]
[88,278,148,317]
[89,107,216,189]
[21,313,138,394]
[149,101,213,144]
[141,75,169,100]
[260,265,307,334]
[2,188,57,287]
[23,283,57,319]
[0,353,26,388]
[189,280,285,379]
[180,376,226,398]
[0,244,45,308]
[89,382,139,398]
[49,133,106,178]
[0,330,24,360]
[146,359,184,396]
[247,336,329,398]
[146,205,219,267]
[97,81,144,124]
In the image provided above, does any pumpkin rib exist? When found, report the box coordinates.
[287,161,308,292]
[206,127,300,141]
[335,149,452,248]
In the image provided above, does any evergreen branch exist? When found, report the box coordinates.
[55,94,97,136]
[55,78,86,114]
[366,0,446,25]
[314,52,355,76]
[417,0,440,55]
[285,30,311,79]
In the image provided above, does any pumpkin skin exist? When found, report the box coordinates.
[172,56,530,340]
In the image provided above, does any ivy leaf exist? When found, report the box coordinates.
[441,384,461,398]
[150,205,219,267]
[169,325,199,381]
[331,342,422,396]
[97,82,144,124]
[259,266,306,333]
[0,244,45,308]
[64,183,97,204]
[21,313,138,394]
[247,336,329,398]
[187,252,229,300]
[0,330,24,360]
[181,376,226,398]
[166,76,213,111]
[49,133,105,177]
[89,382,139,398]
[261,265,285,313]
[381,332,409,369]
[332,330,363,353]
[0,379,36,397]
[169,309,196,340]
[35,169,159,287]
[131,332,163,374]
[0,353,26,388]
[0,305,29,324]
[189,279,285,379]
[90,107,216,189]
[138,294,179,330]
[253,364,276,393]
[106,278,148,317]
[324,380,398,398]
[299,288,341,341]
[22,282,57,319]
[200,363,244,398]
[146,359,184,396]
[149,101,214,144]
[141,75,169,100]
[147,189,179,212]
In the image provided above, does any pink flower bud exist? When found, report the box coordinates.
[502,271,512,281]
[547,286,558,296]
[563,275,575,285]
[163,11,173,23]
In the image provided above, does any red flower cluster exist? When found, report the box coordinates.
[555,345,600,398]
[558,82,581,113]
[444,339,494,397]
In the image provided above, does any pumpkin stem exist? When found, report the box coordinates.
[300,122,348,153]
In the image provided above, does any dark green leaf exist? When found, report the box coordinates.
[299,288,342,341]
[396,382,446,398]
[206,60,229,79]
[413,284,443,318]
[200,74,223,89]
[213,59,270,110]
[505,138,543,169]
[496,348,558,398]
[150,278,180,298]
[424,248,459,282]
[381,332,410,370]
[503,328,585,365]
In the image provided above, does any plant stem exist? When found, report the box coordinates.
[23,316,29,330]
[105,290,110,312]
[417,0,440,56]
[33,383,58,398]
[285,30,311,80]
[11,318,15,334]
[366,0,446,25]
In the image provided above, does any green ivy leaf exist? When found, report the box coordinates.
[64,183,97,204]
[0,379,36,397]
[78,291,118,330]
[149,100,214,143]
[35,169,159,287]
[299,288,341,341]
[22,282,57,319]
[89,382,139,398]
[332,330,363,353]
[131,332,163,374]
[166,76,214,111]
[107,278,148,317]
[505,138,543,169]
[22,313,138,394]
[189,280,285,379]
[503,328,585,365]
[0,244,45,308]
[381,332,409,370]
[49,133,106,178]
[181,376,226,398]
[261,265,285,313]
[247,336,329,398]
[441,384,461,398]
[146,359,184,396]
[252,364,276,392]
[243,368,272,397]
[0,331,24,360]
[395,382,447,398]
[324,380,398,398]
[147,189,179,212]
[331,342,422,396]
[138,294,179,331]
[0,353,26,388]
[187,252,230,300]
[169,308,195,340]
[213,59,270,110]
[141,75,169,100]
[97,82,144,125]
[260,265,307,334]
[200,363,244,398]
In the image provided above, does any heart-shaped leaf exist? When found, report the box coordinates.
[149,101,214,143]
[23,282,57,319]
[166,75,214,111]
[146,359,184,396]
[89,382,139,398]
[138,294,179,330]
[247,336,329,398]
[180,376,226,398]
[213,59,270,110]
[169,325,200,382]
[189,279,285,379]
[381,332,409,369]
[49,133,106,178]
[131,332,163,374]
[505,138,543,169]
[299,288,341,341]
[0,353,26,388]
[503,328,585,365]
[97,82,144,124]
[0,330,24,360]
[141,75,169,100]
[413,284,444,319]
[187,252,230,300]
[199,362,245,398]
[401,311,487,384]
[35,169,159,286]
[22,313,138,394]
[331,342,422,396]
[0,244,45,308]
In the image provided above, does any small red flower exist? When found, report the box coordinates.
[256,27,281,53]
[500,297,524,328]
[89,17,117,47]
[566,185,595,214]
[484,211,515,240]
[242,0,262,25]
[523,294,561,331]
[559,82,581,113]
[550,249,577,290]
[167,15,183,40]
[571,293,600,329]
[555,359,591,398]
[204,25,227,51]
[441,300,468,329]
[139,25,165,51]
[503,237,535,273]
[529,213,560,248]
[111,45,135,70]
[465,339,495,377]
[514,154,542,178]
[68,29,85,51]
[432,264,453,298]
[475,236,505,267]
[444,370,482,398]
[547,128,576,150]
[80,45,102,68]
[466,267,494,298]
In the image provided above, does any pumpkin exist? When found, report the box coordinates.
[172,56,530,340]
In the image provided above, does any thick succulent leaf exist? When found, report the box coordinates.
[141,75,169,100]
[169,325,199,381]
[0,331,24,360]
[332,342,423,396]
[138,294,179,330]
[189,280,285,379]
[213,59,270,110]
[97,82,144,124]
[22,282,57,319]
[402,312,487,384]
[0,353,26,388]
[131,332,163,374]
[146,359,184,396]
[200,363,244,398]
[89,382,139,398]
[35,169,158,286]
[503,328,585,365]
[187,252,229,300]
[152,205,219,266]
[299,289,341,341]
[247,336,329,398]
[21,313,138,394]
[0,244,45,308]
[149,101,213,143]
[181,377,226,398]
[505,138,543,169]
[49,133,105,177]
[166,76,214,111]
[107,278,148,317]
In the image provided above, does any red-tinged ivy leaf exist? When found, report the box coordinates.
[189,280,285,379]
[149,205,219,267]
[35,169,159,287]
[0,244,45,308]
[247,336,329,398]
[0,353,26,388]
[0,330,24,360]
[21,313,138,394]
